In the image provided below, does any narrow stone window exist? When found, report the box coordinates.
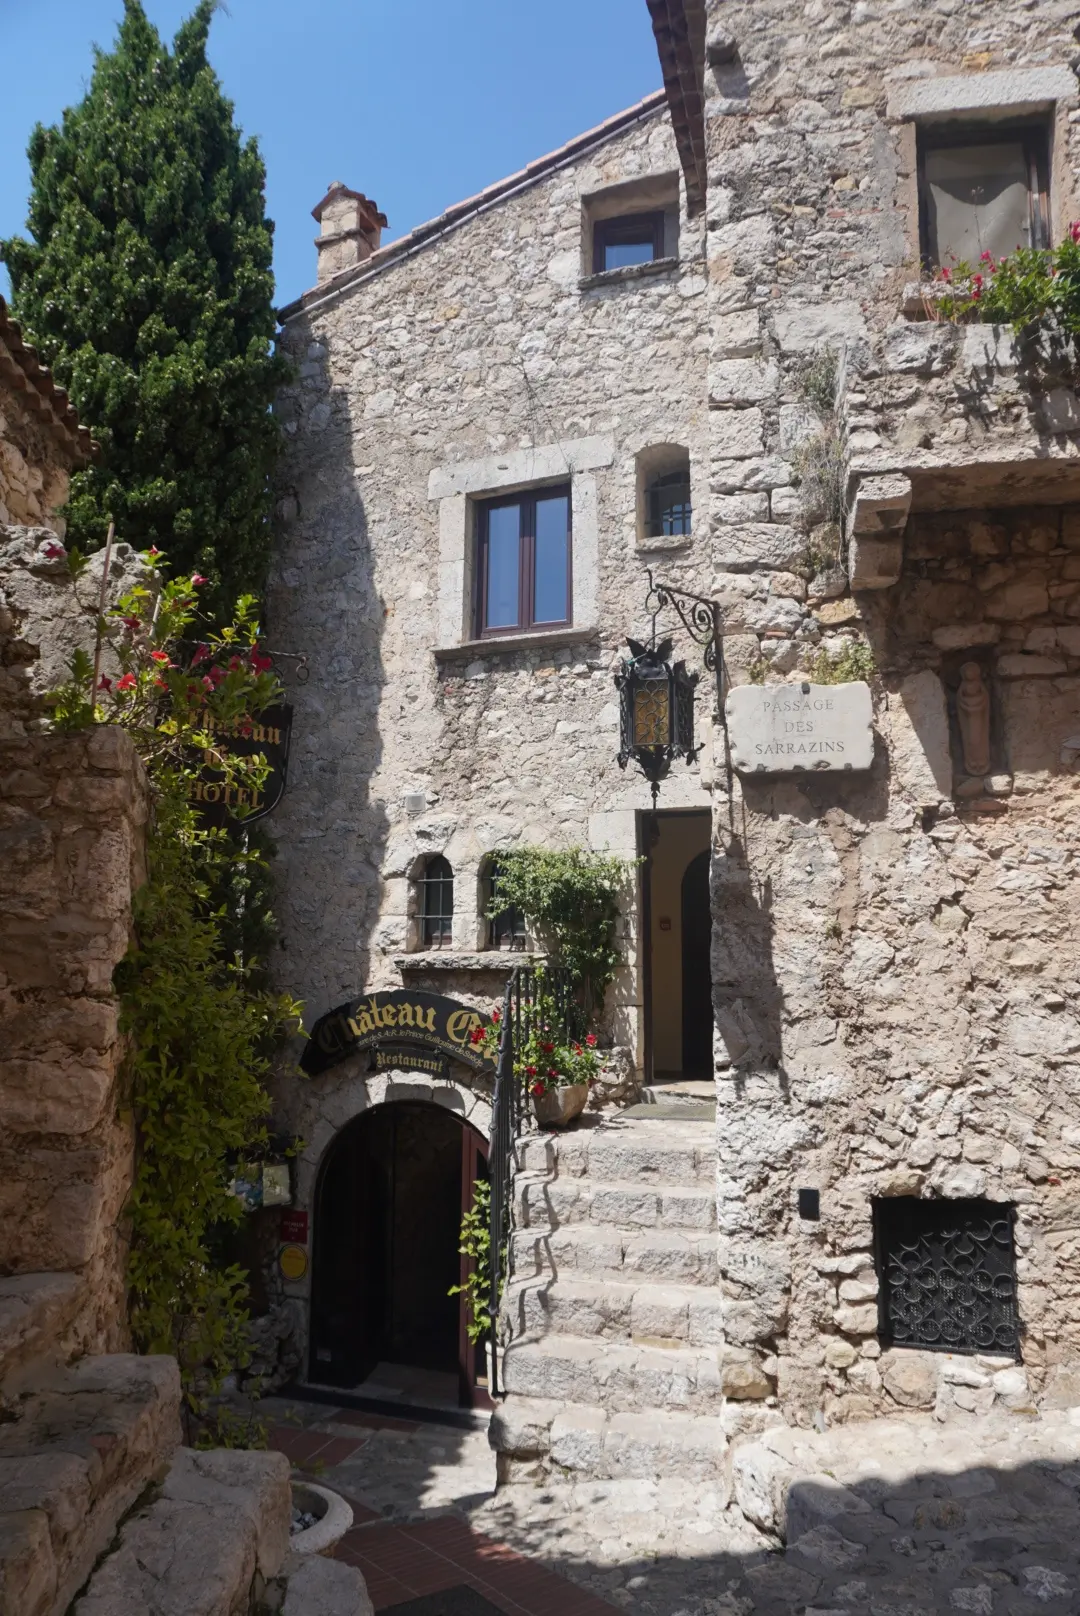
[593,211,665,273]
[420,855,454,949]
[485,858,527,952]
[918,122,1050,269]
[873,1196,1020,1357]
[474,486,571,637]
[637,446,692,548]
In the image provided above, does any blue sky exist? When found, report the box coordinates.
[0,0,662,311]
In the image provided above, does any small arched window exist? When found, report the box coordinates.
[421,855,454,950]
[645,467,692,539]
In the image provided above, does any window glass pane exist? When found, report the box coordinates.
[422,855,453,948]
[603,235,656,270]
[925,142,1031,265]
[533,493,569,624]
[647,474,692,537]
[484,503,520,629]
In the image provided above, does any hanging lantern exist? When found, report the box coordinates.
[615,637,700,802]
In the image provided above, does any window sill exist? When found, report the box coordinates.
[395,951,548,972]
[433,625,600,662]
[579,257,680,292]
[636,532,693,555]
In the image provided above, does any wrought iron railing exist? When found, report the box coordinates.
[486,964,576,1397]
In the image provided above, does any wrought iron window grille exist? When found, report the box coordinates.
[645,471,692,538]
[873,1196,1021,1358]
[420,855,454,949]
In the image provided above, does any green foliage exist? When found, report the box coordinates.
[793,430,845,529]
[192,1399,269,1452]
[473,974,601,1095]
[484,847,636,1014]
[448,1178,494,1345]
[46,547,300,1415]
[932,229,1080,334]
[811,638,875,685]
[1,0,288,609]
[795,347,840,414]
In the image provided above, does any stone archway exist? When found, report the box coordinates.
[308,1099,489,1407]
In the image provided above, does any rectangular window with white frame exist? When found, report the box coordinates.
[474,485,571,637]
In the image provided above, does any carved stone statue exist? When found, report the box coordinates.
[957,661,991,777]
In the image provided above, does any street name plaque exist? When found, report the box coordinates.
[726,681,873,774]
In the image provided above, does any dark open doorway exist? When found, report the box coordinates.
[639,810,713,1084]
[309,1101,488,1408]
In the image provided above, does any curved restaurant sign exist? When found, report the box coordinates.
[300,990,493,1079]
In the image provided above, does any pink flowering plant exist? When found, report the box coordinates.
[930,223,1080,334]
[46,545,281,807]
[470,974,601,1098]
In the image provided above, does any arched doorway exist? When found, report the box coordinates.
[309,1102,488,1407]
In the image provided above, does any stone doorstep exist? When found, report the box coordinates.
[0,1352,181,1616]
[510,1275,725,1347]
[491,1396,730,1486]
[516,1118,717,1187]
[501,1332,727,1416]
[0,1272,82,1389]
[515,1176,717,1232]
[510,1223,720,1285]
[73,1447,293,1616]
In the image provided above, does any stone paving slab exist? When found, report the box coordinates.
[262,1396,1080,1616]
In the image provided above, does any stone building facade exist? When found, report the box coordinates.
[270,0,1080,1448]
[0,295,94,532]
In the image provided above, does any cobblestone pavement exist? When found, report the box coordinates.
[263,1397,1080,1616]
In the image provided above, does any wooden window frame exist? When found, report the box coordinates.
[917,119,1052,272]
[592,210,666,275]
[474,485,572,638]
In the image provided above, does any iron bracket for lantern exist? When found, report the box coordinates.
[613,572,730,802]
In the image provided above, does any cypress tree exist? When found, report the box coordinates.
[1,0,287,605]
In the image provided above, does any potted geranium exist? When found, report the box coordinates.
[473,983,601,1128]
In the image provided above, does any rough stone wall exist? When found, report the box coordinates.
[0,529,148,1358]
[270,105,711,1074]
[0,376,73,533]
[701,0,1080,1423]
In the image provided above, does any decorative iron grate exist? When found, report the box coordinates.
[874,1196,1020,1358]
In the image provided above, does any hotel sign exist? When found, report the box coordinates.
[300,990,493,1078]
[726,681,873,774]
[189,703,293,828]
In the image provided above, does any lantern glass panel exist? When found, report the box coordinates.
[674,668,696,755]
[633,678,670,747]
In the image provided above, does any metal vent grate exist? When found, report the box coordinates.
[873,1197,1020,1357]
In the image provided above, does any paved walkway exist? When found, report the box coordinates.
[264,1397,1080,1616]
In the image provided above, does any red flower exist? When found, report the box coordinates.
[541,1041,555,1054]
[153,676,168,690]
[116,673,137,692]
[980,251,994,264]
[573,1043,582,1055]
[191,573,208,586]
[585,1034,597,1047]
[150,649,170,664]
[530,1082,545,1097]
[547,1067,559,1078]
[525,1065,537,1077]
[249,648,273,674]
[147,546,161,557]
[470,1026,485,1045]
[491,1009,501,1023]
[1072,221,1080,243]
[190,644,210,668]
[972,273,984,289]
[209,665,226,685]
[121,616,141,632]
[202,676,214,692]
[43,542,66,559]
[97,676,112,692]
[939,266,951,282]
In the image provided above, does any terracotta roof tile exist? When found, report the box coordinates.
[646,0,707,217]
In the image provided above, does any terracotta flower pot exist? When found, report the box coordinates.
[531,1082,589,1128]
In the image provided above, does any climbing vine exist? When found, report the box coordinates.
[448,1177,494,1345]
[485,847,637,1015]
[47,547,300,1412]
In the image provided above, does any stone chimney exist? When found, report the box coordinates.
[312,182,388,285]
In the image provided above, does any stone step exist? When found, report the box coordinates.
[280,1554,374,1615]
[508,1274,724,1346]
[0,1352,181,1616]
[0,1272,82,1389]
[73,1446,291,1616]
[501,1331,725,1414]
[515,1174,716,1232]
[517,1120,715,1186]
[490,1396,729,1483]
[510,1221,719,1285]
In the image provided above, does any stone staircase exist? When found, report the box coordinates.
[493,1116,759,1481]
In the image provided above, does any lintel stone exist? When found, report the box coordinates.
[887,65,1077,122]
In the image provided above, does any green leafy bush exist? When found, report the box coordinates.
[931,227,1080,333]
[811,639,875,685]
[483,848,637,1014]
